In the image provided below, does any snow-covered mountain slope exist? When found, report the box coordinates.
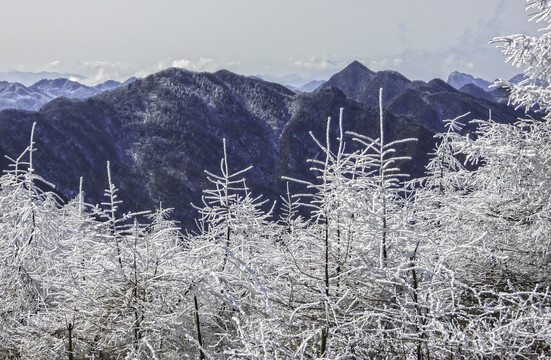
[0,78,127,111]
[321,62,524,133]
[0,81,51,111]
[0,70,84,86]
[0,64,525,229]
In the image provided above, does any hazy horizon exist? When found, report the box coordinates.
[0,1,541,85]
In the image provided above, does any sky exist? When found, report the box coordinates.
[0,0,543,86]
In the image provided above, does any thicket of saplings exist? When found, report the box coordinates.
[3,3,551,358]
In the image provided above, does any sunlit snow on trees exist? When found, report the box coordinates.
[2,1,551,358]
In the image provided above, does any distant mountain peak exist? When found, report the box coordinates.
[0,77,125,111]
[298,80,326,92]
[0,70,85,86]
[319,61,409,107]
[342,60,375,76]
[447,71,492,91]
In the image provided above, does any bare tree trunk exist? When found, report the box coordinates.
[379,88,388,268]
[324,219,330,297]
[132,225,141,350]
[66,318,74,360]
[320,327,328,358]
[322,219,330,357]
[410,242,426,360]
[381,198,388,267]
[194,295,205,360]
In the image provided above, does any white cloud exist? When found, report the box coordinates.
[77,61,137,85]
[170,57,214,72]
[46,60,61,68]
[52,57,244,86]
[168,57,238,73]
[292,56,338,71]
[171,59,193,69]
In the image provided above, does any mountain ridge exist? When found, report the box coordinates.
[0,63,527,229]
[0,77,137,111]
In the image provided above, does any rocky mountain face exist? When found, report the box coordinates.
[0,64,525,229]
[0,78,134,111]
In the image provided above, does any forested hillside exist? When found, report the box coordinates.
[2,2,551,359]
[0,64,523,230]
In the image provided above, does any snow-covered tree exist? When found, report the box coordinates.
[5,2,551,358]
[280,109,360,357]
[188,139,282,358]
[0,123,74,358]
[279,98,421,358]
[78,164,195,358]
[385,3,551,356]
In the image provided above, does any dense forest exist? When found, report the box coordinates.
[2,2,551,359]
